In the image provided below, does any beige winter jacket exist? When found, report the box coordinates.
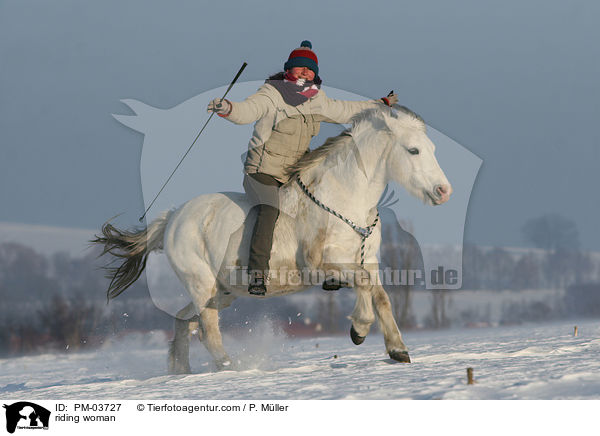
[224,83,383,183]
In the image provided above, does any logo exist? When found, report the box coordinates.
[3,402,50,434]
[113,82,481,316]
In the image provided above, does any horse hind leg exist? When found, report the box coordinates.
[169,240,242,370]
[168,303,200,374]
[167,306,231,373]
[199,306,232,370]
[168,317,193,374]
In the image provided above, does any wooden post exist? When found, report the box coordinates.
[467,367,474,385]
[574,326,578,337]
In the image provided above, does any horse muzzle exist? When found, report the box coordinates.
[428,183,452,205]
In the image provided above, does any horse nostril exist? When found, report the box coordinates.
[435,184,451,198]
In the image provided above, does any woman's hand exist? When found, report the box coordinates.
[380,91,398,107]
[207,98,232,116]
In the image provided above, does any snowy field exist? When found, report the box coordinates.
[1,319,599,400]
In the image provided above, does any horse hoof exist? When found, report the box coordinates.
[168,364,191,375]
[389,350,411,363]
[216,359,233,371]
[167,352,192,374]
[350,326,366,345]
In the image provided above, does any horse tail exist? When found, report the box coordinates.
[92,210,174,300]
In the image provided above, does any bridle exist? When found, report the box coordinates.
[295,174,379,267]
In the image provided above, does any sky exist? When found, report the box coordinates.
[1,0,599,249]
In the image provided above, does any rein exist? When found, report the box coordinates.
[295,174,379,266]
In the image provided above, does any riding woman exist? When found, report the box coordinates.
[207,40,398,295]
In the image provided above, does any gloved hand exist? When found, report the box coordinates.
[207,98,232,116]
[380,91,398,107]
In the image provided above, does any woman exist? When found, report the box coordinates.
[207,40,398,295]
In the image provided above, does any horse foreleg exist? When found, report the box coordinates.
[199,307,232,370]
[350,285,376,343]
[371,285,411,363]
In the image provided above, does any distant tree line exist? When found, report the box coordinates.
[0,243,174,356]
[378,212,600,329]
[462,214,596,290]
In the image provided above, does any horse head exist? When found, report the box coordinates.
[378,106,452,206]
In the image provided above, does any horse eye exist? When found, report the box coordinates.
[408,148,420,155]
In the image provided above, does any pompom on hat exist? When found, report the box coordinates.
[284,40,319,76]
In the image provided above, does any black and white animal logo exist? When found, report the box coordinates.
[3,402,50,434]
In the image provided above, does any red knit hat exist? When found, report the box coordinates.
[284,40,319,76]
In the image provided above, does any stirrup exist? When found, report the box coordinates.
[322,276,348,291]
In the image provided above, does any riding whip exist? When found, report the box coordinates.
[138,62,248,222]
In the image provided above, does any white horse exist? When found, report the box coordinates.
[94,106,452,373]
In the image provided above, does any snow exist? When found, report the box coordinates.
[1,319,599,400]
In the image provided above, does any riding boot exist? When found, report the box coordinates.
[248,270,267,296]
[243,173,283,296]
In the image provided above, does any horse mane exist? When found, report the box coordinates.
[284,105,426,179]
[393,104,426,127]
[284,130,354,178]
